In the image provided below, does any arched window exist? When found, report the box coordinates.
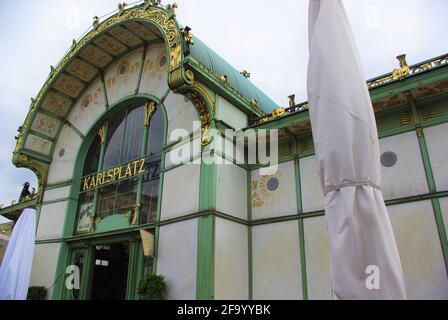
[75,100,164,234]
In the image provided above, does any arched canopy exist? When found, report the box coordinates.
[12,3,278,197]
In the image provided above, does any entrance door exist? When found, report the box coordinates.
[90,242,130,300]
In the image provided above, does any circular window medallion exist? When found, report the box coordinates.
[159,56,167,67]
[118,63,128,76]
[266,177,279,191]
[82,97,91,109]
[380,151,397,167]
[59,148,65,158]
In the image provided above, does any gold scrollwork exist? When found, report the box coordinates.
[98,124,106,144]
[144,101,157,128]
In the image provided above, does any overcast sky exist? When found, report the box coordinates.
[0,0,447,213]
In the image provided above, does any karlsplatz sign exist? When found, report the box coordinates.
[82,157,146,192]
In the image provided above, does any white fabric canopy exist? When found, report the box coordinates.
[0,209,36,300]
[307,0,407,299]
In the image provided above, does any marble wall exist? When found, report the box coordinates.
[252,221,302,299]
[30,242,61,299]
[424,122,448,191]
[388,201,448,299]
[251,161,298,220]
[156,219,198,299]
[379,131,428,200]
[214,218,249,299]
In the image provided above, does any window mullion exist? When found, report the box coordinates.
[92,122,109,219]
[135,107,151,225]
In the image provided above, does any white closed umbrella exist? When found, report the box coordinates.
[0,209,36,300]
[307,0,407,299]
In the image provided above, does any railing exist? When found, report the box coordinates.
[252,53,448,126]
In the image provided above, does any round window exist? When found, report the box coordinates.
[83,98,90,109]
[119,63,127,76]
[266,177,279,191]
[59,148,65,158]
[380,151,397,167]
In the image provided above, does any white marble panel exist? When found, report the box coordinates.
[36,201,68,241]
[214,218,249,299]
[161,164,200,220]
[216,96,248,129]
[216,162,247,220]
[300,155,325,213]
[139,43,169,98]
[424,123,448,191]
[251,161,297,220]
[164,136,201,168]
[388,201,448,299]
[47,125,82,184]
[42,186,71,203]
[68,77,106,135]
[164,92,200,143]
[379,132,428,200]
[156,219,198,300]
[303,215,332,300]
[30,242,61,299]
[252,221,302,299]
[104,48,144,105]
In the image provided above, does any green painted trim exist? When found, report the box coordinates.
[45,180,73,190]
[246,169,253,300]
[41,197,76,206]
[295,158,308,300]
[21,149,52,164]
[28,129,55,142]
[35,238,63,245]
[370,66,448,101]
[196,214,215,300]
[196,144,217,300]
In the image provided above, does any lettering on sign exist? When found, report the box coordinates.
[81,157,146,192]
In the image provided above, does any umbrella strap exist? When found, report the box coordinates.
[325,181,382,195]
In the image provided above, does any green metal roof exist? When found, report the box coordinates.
[189,35,278,114]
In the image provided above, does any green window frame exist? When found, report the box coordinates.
[74,99,165,235]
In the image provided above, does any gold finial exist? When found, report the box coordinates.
[71,39,77,51]
[220,74,228,84]
[182,26,194,45]
[240,70,251,79]
[288,94,296,108]
[31,97,36,104]
[144,101,157,128]
[50,65,55,75]
[393,54,410,79]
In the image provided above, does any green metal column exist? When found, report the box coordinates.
[290,131,308,300]
[408,93,448,272]
[196,140,217,300]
